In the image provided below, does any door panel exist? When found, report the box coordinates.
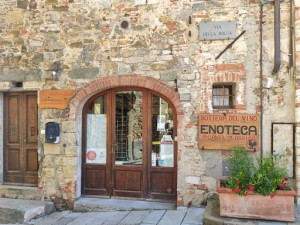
[82,94,110,195]
[4,92,38,186]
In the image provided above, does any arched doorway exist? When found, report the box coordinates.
[81,87,177,201]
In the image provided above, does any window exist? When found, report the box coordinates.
[212,84,234,109]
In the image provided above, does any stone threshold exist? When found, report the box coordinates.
[74,197,177,212]
[0,198,55,224]
[0,184,43,200]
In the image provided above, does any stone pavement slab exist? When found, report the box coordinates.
[157,210,187,225]
[119,211,151,225]
[141,210,166,224]
[181,207,204,225]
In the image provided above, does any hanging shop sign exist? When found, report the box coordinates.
[199,114,259,151]
[40,89,76,109]
[199,21,236,40]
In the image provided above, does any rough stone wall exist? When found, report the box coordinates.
[0,0,298,207]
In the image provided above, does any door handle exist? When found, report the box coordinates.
[10,125,15,136]
[112,143,118,153]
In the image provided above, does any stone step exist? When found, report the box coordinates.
[74,197,176,212]
[0,198,55,224]
[0,185,43,200]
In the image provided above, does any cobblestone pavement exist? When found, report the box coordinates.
[23,207,204,225]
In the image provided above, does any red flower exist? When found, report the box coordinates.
[280,183,285,188]
[249,185,255,191]
[284,177,288,182]
[235,180,240,184]
[244,191,248,196]
[270,193,275,199]
[233,187,239,193]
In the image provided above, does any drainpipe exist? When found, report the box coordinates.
[272,0,281,74]
[260,2,264,160]
[289,0,294,75]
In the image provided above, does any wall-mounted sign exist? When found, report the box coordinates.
[199,114,259,151]
[40,90,76,109]
[199,21,236,40]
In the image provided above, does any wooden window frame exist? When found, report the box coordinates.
[212,84,234,109]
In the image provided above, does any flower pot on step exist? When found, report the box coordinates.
[216,179,297,222]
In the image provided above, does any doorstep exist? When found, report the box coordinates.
[73,197,176,212]
[0,185,43,200]
[0,198,55,224]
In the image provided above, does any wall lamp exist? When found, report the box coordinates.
[51,61,62,81]
[174,79,178,92]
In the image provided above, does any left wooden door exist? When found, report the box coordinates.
[4,92,38,186]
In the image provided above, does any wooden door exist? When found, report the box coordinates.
[82,88,177,201]
[4,92,38,186]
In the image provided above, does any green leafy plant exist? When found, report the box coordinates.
[225,146,290,198]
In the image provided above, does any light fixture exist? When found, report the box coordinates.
[174,79,178,92]
[51,61,62,81]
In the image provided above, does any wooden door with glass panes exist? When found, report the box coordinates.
[82,88,177,201]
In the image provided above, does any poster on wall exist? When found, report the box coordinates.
[86,114,107,163]
[199,114,259,151]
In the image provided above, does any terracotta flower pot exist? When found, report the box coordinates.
[216,179,297,222]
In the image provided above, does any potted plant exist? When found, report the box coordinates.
[217,146,297,222]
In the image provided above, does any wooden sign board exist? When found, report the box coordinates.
[199,114,259,151]
[40,90,76,109]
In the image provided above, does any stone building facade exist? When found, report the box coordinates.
[0,0,299,209]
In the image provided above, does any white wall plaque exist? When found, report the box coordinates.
[199,21,237,40]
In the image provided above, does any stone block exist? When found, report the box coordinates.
[70,68,99,79]
[134,0,146,5]
[61,133,77,147]
[44,143,61,155]
[148,0,159,4]
[160,70,178,81]
[64,146,78,157]
[62,121,76,133]
[152,64,168,71]
[63,157,78,167]
[118,63,132,73]
[0,70,41,82]
[43,168,55,179]
[6,10,24,24]
[185,176,200,185]
[180,93,191,101]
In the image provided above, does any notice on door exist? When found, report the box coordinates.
[199,114,259,151]
[86,114,107,164]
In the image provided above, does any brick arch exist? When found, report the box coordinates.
[69,75,183,119]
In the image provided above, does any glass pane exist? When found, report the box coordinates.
[212,88,222,95]
[151,95,174,168]
[213,96,222,106]
[224,96,230,106]
[115,91,143,165]
[86,95,107,164]
[224,88,229,95]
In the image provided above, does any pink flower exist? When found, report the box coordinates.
[233,188,239,193]
[270,193,275,199]
[280,183,285,188]
[284,177,288,182]
[249,185,255,191]
[244,191,248,196]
